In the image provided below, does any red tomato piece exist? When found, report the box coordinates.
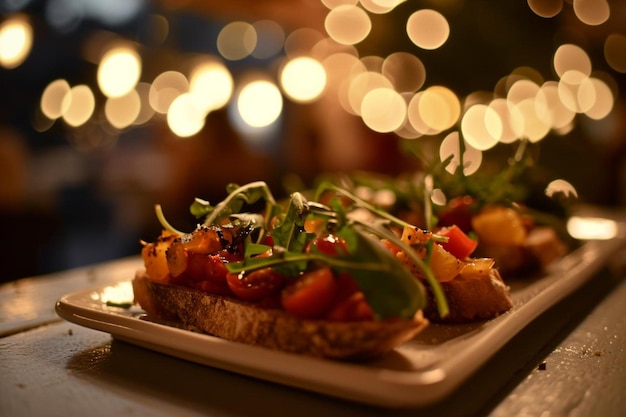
[196,279,232,296]
[438,224,478,259]
[437,195,478,233]
[226,268,286,302]
[281,267,338,319]
[325,292,375,322]
[306,234,348,257]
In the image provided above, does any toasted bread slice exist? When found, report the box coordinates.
[476,227,567,277]
[132,271,429,360]
[425,268,513,323]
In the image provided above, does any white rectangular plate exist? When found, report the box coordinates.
[56,231,625,408]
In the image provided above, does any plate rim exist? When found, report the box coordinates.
[55,235,626,408]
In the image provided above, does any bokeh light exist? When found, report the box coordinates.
[535,81,576,130]
[237,79,283,128]
[132,82,155,125]
[61,85,96,127]
[461,104,501,150]
[188,60,234,113]
[440,131,482,176]
[360,88,406,133]
[488,98,524,143]
[418,86,460,133]
[0,13,33,69]
[252,20,285,59]
[406,9,449,50]
[280,56,327,103]
[381,52,426,93]
[167,93,206,138]
[347,71,392,115]
[573,0,610,26]
[40,79,71,120]
[324,5,372,45]
[217,21,257,61]
[149,71,189,114]
[105,89,141,129]
[553,44,592,81]
[97,46,142,98]
[604,34,626,73]
[527,0,563,18]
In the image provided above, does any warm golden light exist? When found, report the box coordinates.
[604,34,626,73]
[573,0,610,26]
[545,178,578,199]
[322,52,361,87]
[40,79,71,120]
[285,28,325,58]
[105,89,141,129]
[381,52,426,93]
[535,81,576,129]
[237,80,283,128]
[360,0,402,14]
[149,71,189,114]
[583,77,614,120]
[280,57,327,103]
[167,92,206,137]
[97,46,142,98]
[557,70,595,113]
[440,131,482,175]
[0,14,33,69]
[392,93,421,139]
[325,5,372,45]
[133,82,155,125]
[360,88,406,133]
[488,98,524,143]
[188,60,233,113]
[567,216,617,240]
[527,0,563,18]
[553,44,592,81]
[418,85,460,133]
[507,79,540,105]
[61,85,96,127]
[516,98,551,142]
[461,104,501,150]
[217,21,257,61]
[406,9,449,50]
[347,71,392,115]
[252,20,285,59]
[407,92,437,135]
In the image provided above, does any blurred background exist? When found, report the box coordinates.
[0,0,625,281]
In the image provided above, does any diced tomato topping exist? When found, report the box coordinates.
[306,234,349,257]
[438,224,478,260]
[437,195,478,233]
[325,292,375,322]
[226,268,286,301]
[281,267,338,319]
[380,239,402,256]
[195,278,232,296]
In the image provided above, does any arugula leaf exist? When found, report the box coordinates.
[201,181,277,226]
[350,220,449,319]
[335,225,425,319]
[268,192,315,276]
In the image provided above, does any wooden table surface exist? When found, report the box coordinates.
[1,240,625,417]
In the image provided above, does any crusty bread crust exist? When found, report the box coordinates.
[132,271,429,360]
[476,227,567,278]
[424,269,513,323]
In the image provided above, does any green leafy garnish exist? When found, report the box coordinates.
[154,180,451,320]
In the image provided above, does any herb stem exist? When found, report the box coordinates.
[155,204,185,235]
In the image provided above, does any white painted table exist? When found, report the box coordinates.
[1,250,625,417]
